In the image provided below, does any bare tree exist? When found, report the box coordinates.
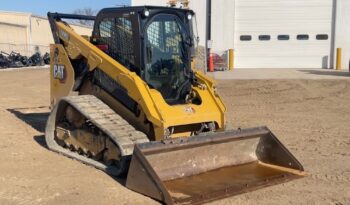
[72,8,96,27]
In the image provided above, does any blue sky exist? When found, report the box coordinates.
[0,0,131,16]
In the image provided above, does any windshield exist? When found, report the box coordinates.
[144,14,191,104]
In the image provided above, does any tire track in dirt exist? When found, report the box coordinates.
[310,173,350,184]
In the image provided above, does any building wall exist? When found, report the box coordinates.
[0,11,31,55]
[0,11,30,26]
[0,11,92,56]
[30,16,54,53]
[0,23,27,45]
[210,0,235,52]
[335,0,350,70]
[71,24,93,36]
[0,23,27,54]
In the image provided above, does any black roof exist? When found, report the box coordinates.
[99,6,194,15]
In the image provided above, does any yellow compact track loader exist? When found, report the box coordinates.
[46,7,305,205]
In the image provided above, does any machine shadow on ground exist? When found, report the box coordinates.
[7,107,49,133]
[7,107,50,148]
[300,69,350,77]
[7,107,128,185]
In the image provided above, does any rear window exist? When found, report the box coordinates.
[99,16,136,71]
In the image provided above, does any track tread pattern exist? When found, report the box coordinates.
[63,95,149,156]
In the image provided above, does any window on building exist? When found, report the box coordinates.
[316,34,329,40]
[297,34,309,40]
[278,35,290,40]
[259,35,271,41]
[240,35,252,41]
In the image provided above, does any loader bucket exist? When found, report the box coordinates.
[126,126,306,205]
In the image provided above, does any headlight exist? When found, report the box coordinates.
[187,14,192,20]
[144,10,150,17]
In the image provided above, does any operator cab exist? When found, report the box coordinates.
[92,6,197,105]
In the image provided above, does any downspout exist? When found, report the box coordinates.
[207,0,211,43]
[205,0,211,72]
[330,0,337,69]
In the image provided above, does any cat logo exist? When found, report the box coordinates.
[53,64,66,83]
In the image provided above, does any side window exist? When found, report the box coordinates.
[99,18,113,38]
[98,16,136,71]
[297,34,309,40]
[240,35,252,41]
[278,35,290,40]
[115,17,135,66]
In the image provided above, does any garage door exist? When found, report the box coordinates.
[335,0,350,70]
[234,0,333,68]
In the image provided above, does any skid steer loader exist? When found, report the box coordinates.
[46,6,305,205]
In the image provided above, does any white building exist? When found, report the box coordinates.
[132,0,350,70]
[0,11,92,56]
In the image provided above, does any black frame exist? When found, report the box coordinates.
[47,12,96,44]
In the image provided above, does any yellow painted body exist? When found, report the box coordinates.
[50,44,76,106]
[50,21,226,140]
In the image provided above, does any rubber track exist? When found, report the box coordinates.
[45,95,149,175]
[63,95,149,156]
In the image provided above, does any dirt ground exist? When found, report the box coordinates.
[0,68,349,205]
